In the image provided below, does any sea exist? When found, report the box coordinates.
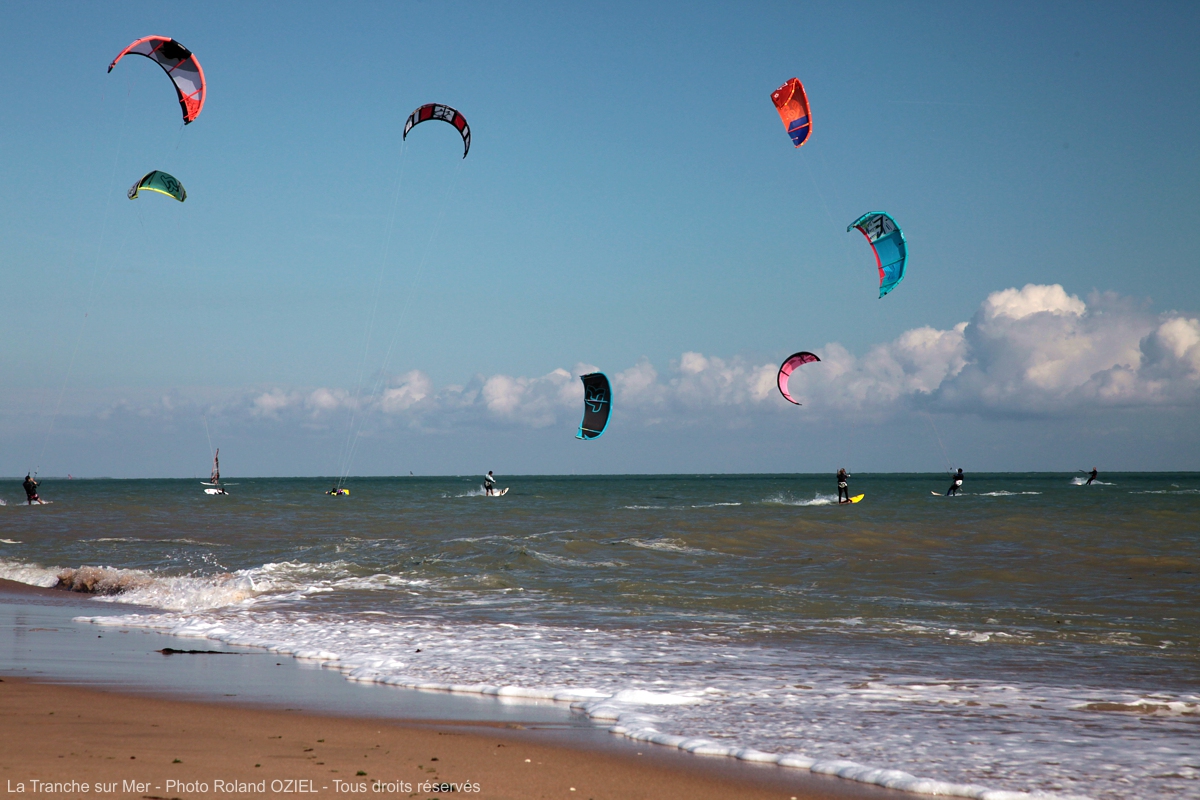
[1,473,1197,800]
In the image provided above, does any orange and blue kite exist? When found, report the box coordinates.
[771,78,811,147]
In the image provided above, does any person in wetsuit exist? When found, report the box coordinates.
[836,468,851,504]
[1085,467,1098,486]
[946,468,964,496]
[484,471,498,496]
[22,474,43,505]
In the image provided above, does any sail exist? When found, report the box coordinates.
[211,449,220,485]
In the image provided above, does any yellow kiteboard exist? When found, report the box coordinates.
[845,494,864,504]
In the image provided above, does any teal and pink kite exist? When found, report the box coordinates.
[848,212,907,298]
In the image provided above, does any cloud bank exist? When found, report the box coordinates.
[234,285,1199,431]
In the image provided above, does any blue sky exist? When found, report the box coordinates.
[1,1,1198,478]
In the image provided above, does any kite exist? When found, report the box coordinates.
[108,36,206,124]
[770,78,811,147]
[848,212,907,298]
[576,373,611,440]
[403,103,471,157]
[128,170,186,202]
[777,352,820,405]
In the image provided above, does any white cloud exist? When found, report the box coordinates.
[379,371,431,413]
[981,284,1086,320]
[252,390,295,417]
[41,285,1200,433]
[936,285,1197,413]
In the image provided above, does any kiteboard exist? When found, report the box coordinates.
[1,539,21,544]
[204,488,228,496]
[932,491,962,497]
[485,488,509,497]
[840,494,864,504]
[326,489,350,496]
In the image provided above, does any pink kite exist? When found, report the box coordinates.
[109,36,206,124]
[777,351,820,405]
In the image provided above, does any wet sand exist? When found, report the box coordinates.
[0,580,902,799]
[1,677,912,800]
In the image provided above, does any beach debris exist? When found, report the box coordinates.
[55,565,149,594]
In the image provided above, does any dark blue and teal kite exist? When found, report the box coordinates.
[848,212,906,298]
[128,170,186,202]
[576,373,611,440]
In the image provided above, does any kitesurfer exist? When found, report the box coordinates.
[837,468,851,504]
[946,469,964,496]
[1085,468,1098,486]
[23,474,43,505]
[484,471,498,496]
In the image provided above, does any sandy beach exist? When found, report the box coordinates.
[0,581,898,800]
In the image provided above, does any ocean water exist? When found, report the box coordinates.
[1,473,1197,800]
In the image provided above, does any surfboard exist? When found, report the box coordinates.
[204,488,228,495]
[486,488,509,497]
[848,494,864,503]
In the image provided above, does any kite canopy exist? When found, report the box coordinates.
[777,352,820,405]
[403,103,471,157]
[848,212,907,298]
[771,78,811,147]
[108,36,206,124]
[128,170,186,202]
[576,373,612,440]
